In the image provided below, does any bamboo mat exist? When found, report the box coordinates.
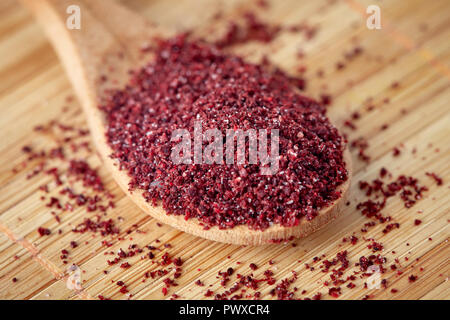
[0,0,449,300]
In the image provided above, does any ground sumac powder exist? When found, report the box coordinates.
[101,35,348,230]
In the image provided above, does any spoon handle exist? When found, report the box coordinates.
[19,0,159,106]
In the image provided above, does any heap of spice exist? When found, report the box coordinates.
[100,35,348,230]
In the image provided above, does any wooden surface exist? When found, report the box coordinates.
[0,0,449,300]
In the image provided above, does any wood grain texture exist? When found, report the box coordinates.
[0,0,449,299]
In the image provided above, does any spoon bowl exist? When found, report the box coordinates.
[21,0,352,245]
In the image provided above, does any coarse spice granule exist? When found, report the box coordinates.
[100,35,348,230]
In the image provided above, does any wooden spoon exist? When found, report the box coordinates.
[21,0,352,245]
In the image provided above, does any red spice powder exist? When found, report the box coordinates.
[311,293,321,300]
[328,287,341,298]
[382,222,400,234]
[119,286,129,294]
[350,137,370,162]
[72,216,119,236]
[269,273,298,300]
[356,174,428,223]
[37,227,51,236]
[368,241,384,252]
[408,275,418,282]
[426,172,443,186]
[21,118,118,244]
[67,159,105,192]
[100,35,348,230]
[204,289,214,297]
[20,22,436,301]
[215,12,282,48]
[392,147,401,157]
[195,280,204,286]
[214,11,318,49]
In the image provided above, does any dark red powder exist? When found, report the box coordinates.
[392,147,401,157]
[269,276,298,300]
[356,174,428,222]
[72,216,119,236]
[22,145,32,153]
[195,280,205,286]
[204,289,214,297]
[37,227,51,236]
[408,275,418,282]
[382,222,400,234]
[368,241,383,252]
[119,286,129,294]
[328,287,341,298]
[21,118,118,251]
[320,94,332,106]
[213,10,318,49]
[350,137,370,162]
[311,293,321,300]
[426,172,443,186]
[215,12,282,48]
[67,160,105,192]
[347,235,358,245]
[100,35,348,230]
[343,120,357,130]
